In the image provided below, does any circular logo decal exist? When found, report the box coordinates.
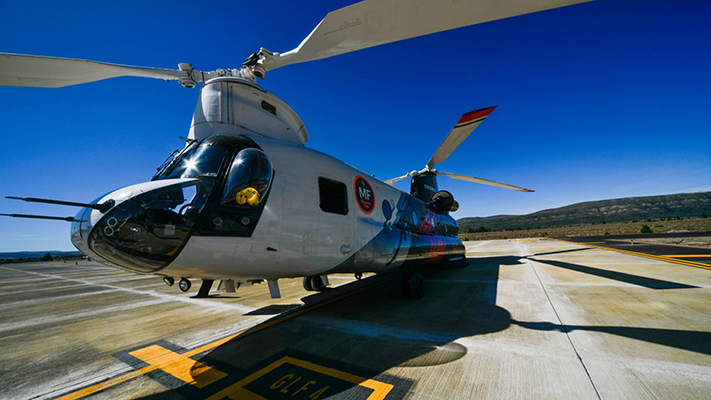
[354,176,375,214]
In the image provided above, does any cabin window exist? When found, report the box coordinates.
[318,178,348,215]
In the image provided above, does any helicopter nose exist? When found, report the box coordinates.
[76,179,214,274]
[70,206,96,258]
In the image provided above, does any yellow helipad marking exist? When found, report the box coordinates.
[56,274,396,399]
[129,345,227,388]
[664,255,711,258]
[551,238,711,270]
[54,369,153,400]
[205,356,393,400]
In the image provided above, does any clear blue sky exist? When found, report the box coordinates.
[1,0,709,252]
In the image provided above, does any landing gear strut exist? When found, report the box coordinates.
[193,279,214,298]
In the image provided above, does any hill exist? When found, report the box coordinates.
[0,250,84,261]
[458,191,711,233]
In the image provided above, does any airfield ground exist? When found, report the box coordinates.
[1,238,710,399]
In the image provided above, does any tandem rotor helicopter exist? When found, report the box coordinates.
[0,0,590,299]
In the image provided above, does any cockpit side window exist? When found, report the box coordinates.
[221,149,273,207]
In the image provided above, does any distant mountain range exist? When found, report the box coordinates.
[0,250,83,260]
[458,191,711,232]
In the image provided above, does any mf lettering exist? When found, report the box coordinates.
[358,186,372,201]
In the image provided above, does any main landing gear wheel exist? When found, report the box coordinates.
[396,272,425,299]
[311,276,326,291]
[302,275,327,292]
[302,276,313,291]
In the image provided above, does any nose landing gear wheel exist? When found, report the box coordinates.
[178,278,191,292]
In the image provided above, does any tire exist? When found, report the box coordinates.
[312,275,326,291]
[178,278,191,292]
[302,276,314,291]
[408,272,425,299]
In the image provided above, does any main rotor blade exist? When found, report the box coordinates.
[0,53,188,88]
[427,106,496,169]
[439,171,534,192]
[264,0,592,71]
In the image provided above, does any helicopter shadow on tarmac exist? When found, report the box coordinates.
[132,253,711,400]
[129,259,509,399]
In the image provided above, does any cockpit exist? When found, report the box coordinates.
[77,135,273,274]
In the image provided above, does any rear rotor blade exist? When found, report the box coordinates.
[0,53,188,88]
[384,173,413,185]
[263,0,592,72]
[439,171,534,192]
[427,106,496,169]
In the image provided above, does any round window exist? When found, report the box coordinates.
[382,200,392,220]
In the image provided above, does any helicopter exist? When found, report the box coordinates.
[0,0,589,299]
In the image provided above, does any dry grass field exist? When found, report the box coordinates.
[459,217,711,244]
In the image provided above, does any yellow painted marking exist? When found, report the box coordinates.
[129,345,227,388]
[57,274,396,399]
[54,368,154,400]
[204,356,393,400]
[664,255,711,258]
[550,238,711,271]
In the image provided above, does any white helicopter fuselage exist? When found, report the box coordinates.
[69,77,464,286]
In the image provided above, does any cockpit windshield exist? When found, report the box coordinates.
[156,142,228,180]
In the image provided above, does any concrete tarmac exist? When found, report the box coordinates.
[1,238,710,399]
